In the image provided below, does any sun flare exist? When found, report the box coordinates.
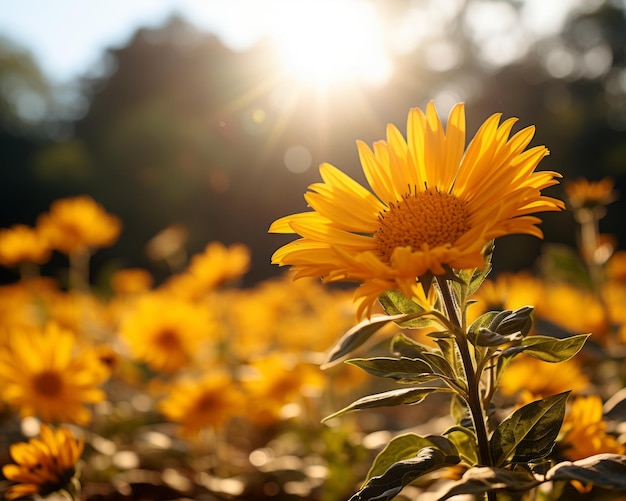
[271,0,393,88]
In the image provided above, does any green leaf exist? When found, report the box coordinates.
[365,433,458,482]
[390,333,430,358]
[468,310,501,337]
[350,447,459,501]
[322,312,430,369]
[547,453,626,489]
[521,334,590,363]
[439,466,540,500]
[470,328,524,347]
[378,290,434,328]
[322,387,451,423]
[468,307,534,347]
[390,335,459,379]
[347,357,440,384]
[433,337,461,376]
[450,394,470,427]
[490,392,570,467]
[459,240,494,296]
[495,306,534,338]
[445,426,478,466]
[420,352,458,381]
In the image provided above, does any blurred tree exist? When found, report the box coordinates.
[2,0,626,286]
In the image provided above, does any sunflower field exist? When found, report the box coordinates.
[2,104,626,501]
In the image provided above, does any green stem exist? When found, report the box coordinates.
[436,278,493,469]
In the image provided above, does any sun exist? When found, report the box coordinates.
[270,0,393,89]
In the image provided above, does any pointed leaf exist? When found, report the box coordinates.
[459,240,495,296]
[547,453,626,489]
[322,387,451,423]
[390,333,430,358]
[495,306,534,338]
[347,357,440,384]
[445,426,478,466]
[378,290,434,328]
[470,328,523,347]
[439,466,539,500]
[365,433,458,482]
[490,392,570,467]
[322,312,430,368]
[521,334,590,363]
[350,447,459,501]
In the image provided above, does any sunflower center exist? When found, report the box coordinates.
[33,370,64,397]
[155,329,182,351]
[374,190,471,262]
[194,392,220,414]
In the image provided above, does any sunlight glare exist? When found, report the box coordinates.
[271,0,393,88]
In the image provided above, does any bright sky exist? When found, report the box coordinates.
[0,0,581,85]
[0,0,298,83]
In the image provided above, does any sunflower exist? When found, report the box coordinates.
[164,242,250,300]
[118,291,215,374]
[2,424,84,500]
[270,102,564,316]
[37,195,121,255]
[0,323,108,425]
[564,177,616,211]
[243,353,326,425]
[158,371,243,438]
[0,224,51,268]
[560,395,625,461]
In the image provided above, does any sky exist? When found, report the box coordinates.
[0,0,290,83]
[0,0,583,86]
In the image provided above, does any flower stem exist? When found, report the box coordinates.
[436,277,493,470]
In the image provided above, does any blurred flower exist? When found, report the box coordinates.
[498,355,589,404]
[243,353,325,425]
[270,102,563,317]
[0,279,57,334]
[560,395,624,460]
[0,224,50,268]
[468,272,543,322]
[159,371,243,438]
[537,281,608,341]
[37,196,121,254]
[165,242,250,299]
[0,323,108,425]
[41,289,110,335]
[605,250,626,283]
[565,177,616,212]
[110,267,154,295]
[118,292,215,374]
[223,274,357,358]
[2,424,84,501]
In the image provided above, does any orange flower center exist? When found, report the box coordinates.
[155,329,182,351]
[194,392,221,414]
[374,190,470,262]
[33,371,64,397]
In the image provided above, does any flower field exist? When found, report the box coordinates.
[1,104,626,500]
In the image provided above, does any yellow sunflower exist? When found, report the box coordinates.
[2,424,84,501]
[564,177,616,211]
[270,102,564,316]
[118,292,215,374]
[37,195,121,255]
[560,395,625,460]
[165,242,250,300]
[0,224,51,268]
[158,371,243,438]
[0,323,108,425]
